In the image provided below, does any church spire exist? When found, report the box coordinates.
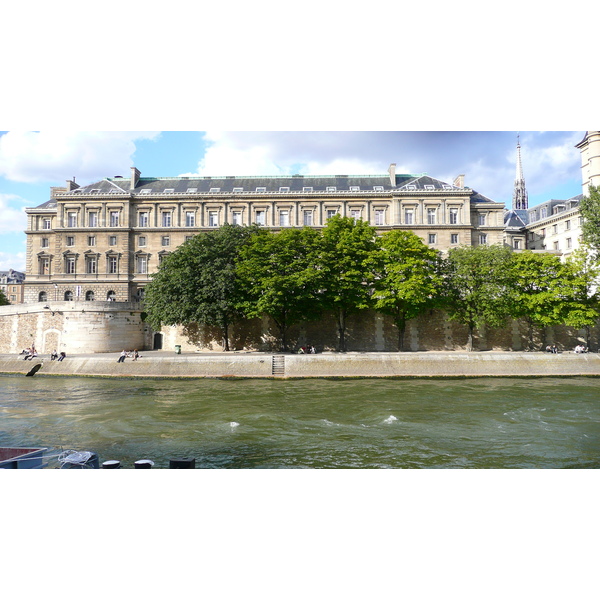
[512,133,528,210]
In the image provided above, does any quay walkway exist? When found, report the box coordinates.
[1,350,600,379]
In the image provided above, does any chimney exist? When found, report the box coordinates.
[453,174,465,188]
[130,167,141,190]
[65,178,79,192]
[388,163,396,186]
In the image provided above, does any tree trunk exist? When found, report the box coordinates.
[223,320,230,352]
[396,317,407,352]
[338,309,346,352]
[466,323,474,352]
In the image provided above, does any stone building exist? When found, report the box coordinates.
[0,269,25,304]
[23,165,506,304]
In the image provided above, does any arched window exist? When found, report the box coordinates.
[85,290,95,301]
[64,291,74,301]
[107,291,116,301]
[38,291,47,302]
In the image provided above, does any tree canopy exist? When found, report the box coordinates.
[236,227,323,351]
[143,224,259,351]
[0,289,9,306]
[579,185,600,258]
[373,230,443,351]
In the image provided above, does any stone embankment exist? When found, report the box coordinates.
[1,351,600,378]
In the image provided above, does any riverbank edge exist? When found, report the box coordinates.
[2,351,600,379]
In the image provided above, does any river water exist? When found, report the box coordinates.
[1,375,599,468]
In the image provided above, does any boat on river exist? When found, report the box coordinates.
[0,447,100,469]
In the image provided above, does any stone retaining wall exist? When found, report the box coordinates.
[1,352,599,379]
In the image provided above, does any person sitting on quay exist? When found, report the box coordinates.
[117,349,127,363]
[57,352,66,361]
[132,349,139,361]
[50,349,58,361]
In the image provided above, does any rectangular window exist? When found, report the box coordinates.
[137,256,147,274]
[449,208,458,225]
[42,218,51,230]
[232,211,242,225]
[185,211,195,227]
[553,241,559,250]
[65,236,74,247]
[39,257,49,275]
[326,187,336,192]
[139,212,149,227]
[326,209,337,220]
[567,237,572,248]
[565,220,571,230]
[303,211,313,226]
[209,211,219,227]
[68,212,77,227]
[427,208,436,225]
[375,210,384,226]
[41,237,49,248]
[279,210,289,226]
[255,210,265,226]
[478,214,486,226]
[87,257,97,274]
[513,239,521,249]
[351,209,361,221]
[88,212,98,227]
[451,233,459,244]
[162,212,172,227]
[553,224,558,234]
[110,211,119,227]
[109,256,118,274]
[404,209,414,225]
[109,235,117,246]
[479,234,488,245]
[541,208,547,219]
[161,236,170,247]
[66,257,76,274]
[139,236,146,247]
[428,233,437,244]
[255,187,266,193]
[88,236,96,247]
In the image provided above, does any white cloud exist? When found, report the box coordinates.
[0,131,160,183]
[0,250,26,272]
[0,193,28,235]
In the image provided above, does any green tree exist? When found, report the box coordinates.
[442,245,514,351]
[143,224,259,351]
[579,184,600,258]
[373,231,443,351]
[0,289,9,305]
[507,250,594,349]
[236,227,323,351]
[318,215,380,352]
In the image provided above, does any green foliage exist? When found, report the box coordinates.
[236,227,323,351]
[579,185,600,257]
[373,231,443,351]
[0,289,9,305]
[442,245,514,350]
[318,215,381,351]
[143,224,259,351]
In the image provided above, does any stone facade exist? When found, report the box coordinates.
[1,302,598,355]
[23,165,506,304]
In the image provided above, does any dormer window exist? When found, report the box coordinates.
[326,186,336,192]
[209,187,221,193]
[373,186,384,192]
[349,186,360,191]
[303,187,313,192]
[90,189,100,194]
[232,187,243,193]
[279,187,290,192]
[424,185,435,190]
[186,188,197,193]
[256,187,267,193]
[406,185,417,191]
[163,188,174,194]
[141,189,152,194]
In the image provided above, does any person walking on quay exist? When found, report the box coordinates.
[117,350,127,363]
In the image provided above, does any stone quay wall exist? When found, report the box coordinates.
[1,351,599,379]
[1,302,599,355]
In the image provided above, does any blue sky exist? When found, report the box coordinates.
[0,131,586,271]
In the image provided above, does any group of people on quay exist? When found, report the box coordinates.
[117,349,140,362]
[297,345,316,354]
[545,343,589,354]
